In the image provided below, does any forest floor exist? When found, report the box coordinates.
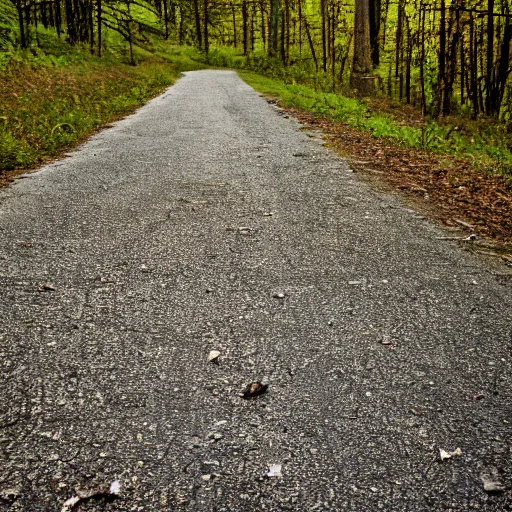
[276,105,512,264]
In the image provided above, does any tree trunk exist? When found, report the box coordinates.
[97,0,102,56]
[369,0,381,66]
[321,0,327,71]
[285,0,290,63]
[436,0,446,115]
[127,0,135,65]
[89,0,94,53]
[269,0,279,57]
[193,0,202,49]
[242,0,248,55]
[405,20,412,103]
[485,0,494,113]
[331,2,336,87]
[351,0,374,93]
[419,3,427,115]
[395,0,403,94]
[204,0,209,57]
[16,0,27,48]
[163,0,169,39]
[460,31,465,105]
[469,13,479,117]
[178,4,184,44]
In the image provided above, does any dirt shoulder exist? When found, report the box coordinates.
[283,107,512,264]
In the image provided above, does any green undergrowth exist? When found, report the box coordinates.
[237,70,512,180]
[2,35,511,181]
[196,45,512,179]
[0,42,204,172]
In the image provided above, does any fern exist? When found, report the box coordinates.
[0,129,31,170]
[0,0,17,47]
[0,0,17,67]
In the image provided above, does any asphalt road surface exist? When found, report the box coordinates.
[1,70,511,511]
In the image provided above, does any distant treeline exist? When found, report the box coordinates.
[2,0,512,117]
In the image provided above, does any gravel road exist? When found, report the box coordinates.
[0,70,511,511]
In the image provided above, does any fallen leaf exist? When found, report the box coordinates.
[439,447,462,460]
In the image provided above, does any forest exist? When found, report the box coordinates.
[1,0,511,119]
[1,0,512,248]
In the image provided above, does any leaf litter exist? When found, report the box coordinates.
[281,107,512,258]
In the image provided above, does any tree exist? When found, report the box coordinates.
[269,0,278,57]
[369,0,380,66]
[351,0,374,94]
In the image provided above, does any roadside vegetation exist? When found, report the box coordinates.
[0,0,510,251]
[0,38,203,177]
[233,66,512,182]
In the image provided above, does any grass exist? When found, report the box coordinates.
[236,70,512,180]
[0,40,204,172]
[2,34,511,184]
[195,46,512,180]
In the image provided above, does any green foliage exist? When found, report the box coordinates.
[238,70,512,178]
[0,43,204,172]
[0,127,34,170]
[0,0,18,67]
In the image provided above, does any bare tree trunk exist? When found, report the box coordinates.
[242,0,248,55]
[419,2,427,115]
[405,18,412,103]
[460,30,465,105]
[97,0,102,55]
[285,0,290,62]
[369,0,381,66]
[269,0,279,57]
[16,0,27,48]
[435,0,446,115]
[485,0,494,113]
[89,0,94,53]
[127,0,135,65]
[321,0,327,71]
[204,0,209,57]
[178,4,184,44]
[163,0,169,39]
[331,1,336,87]
[351,0,373,93]
[469,13,479,117]
[193,0,202,49]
